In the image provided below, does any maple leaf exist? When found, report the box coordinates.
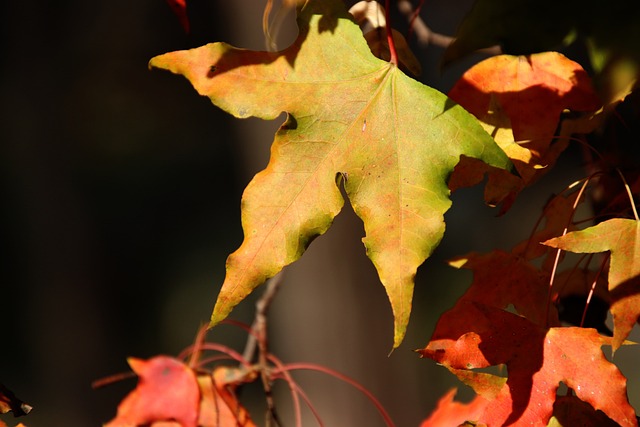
[149,0,510,348]
[448,52,601,211]
[105,356,200,427]
[543,218,640,350]
[419,302,637,426]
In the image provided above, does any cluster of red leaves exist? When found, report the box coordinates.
[422,50,640,426]
[419,211,639,425]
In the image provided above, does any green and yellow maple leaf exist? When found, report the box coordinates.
[150,0,510,348]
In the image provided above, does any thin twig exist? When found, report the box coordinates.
[268,354,307,427]
[187,323,208,369]
[272,363,397,427]
[546,177,592,327]
[241,272,284,362]
[615,168,640,221]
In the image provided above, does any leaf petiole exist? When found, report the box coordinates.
[384,0,398,65]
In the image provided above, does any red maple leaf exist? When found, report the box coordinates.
[419,302,636,426]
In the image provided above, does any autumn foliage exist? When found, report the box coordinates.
[8,0,632,426]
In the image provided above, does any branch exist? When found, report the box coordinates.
[241,271,285,426]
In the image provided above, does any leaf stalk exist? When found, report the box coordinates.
[384,0,398,65]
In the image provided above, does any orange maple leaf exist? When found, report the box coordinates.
[449,52,601,211]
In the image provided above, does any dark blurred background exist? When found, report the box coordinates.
[1,1,638,426]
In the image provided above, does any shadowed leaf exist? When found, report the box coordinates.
[449,52,601,211]
[449,250,557,326]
